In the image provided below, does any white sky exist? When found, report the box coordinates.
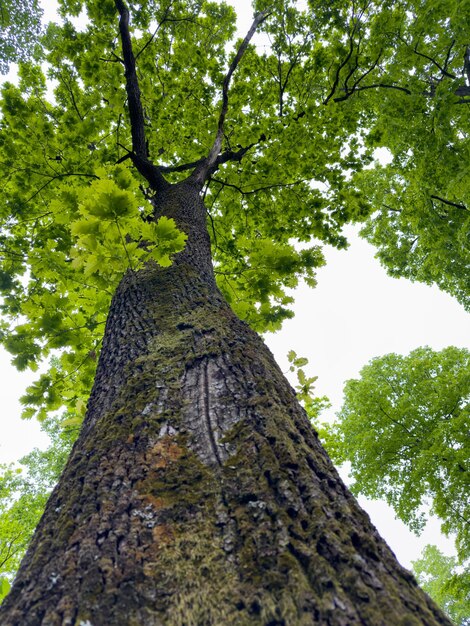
[0,0,468,573]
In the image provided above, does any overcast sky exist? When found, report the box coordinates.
[0,0,468,572]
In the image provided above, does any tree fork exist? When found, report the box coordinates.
[0,182,453,625]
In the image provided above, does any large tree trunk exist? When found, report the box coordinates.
[0,182,452,625]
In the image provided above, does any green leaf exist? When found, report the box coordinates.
[0,576,11,602]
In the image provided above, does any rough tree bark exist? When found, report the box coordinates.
[0,181,454,625]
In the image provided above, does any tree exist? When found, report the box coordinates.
[0,0,463,623]
[325,346,470,623]
[327,346,469,558]
[412,545,470,626]
[0,0,43,73]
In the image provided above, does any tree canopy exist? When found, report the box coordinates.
[321,346,470,622]
[345,0,470,309]
[0,0,43,74]
[0,3,468,620]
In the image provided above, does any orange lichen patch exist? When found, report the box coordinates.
[150,436,184,468]
[152,524,174,545]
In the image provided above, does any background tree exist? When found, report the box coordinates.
[326,346,469,555]
[324,346,470,622]
[0,415,75,603]
[412,545,470,626]
[0,0,466,623]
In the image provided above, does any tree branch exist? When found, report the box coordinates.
[58,74,84,121]
[413,41,457,79]
[157,144,256,174]
[333,82,412,102]
[347,49,382,93]
[430,195,468,211]
[323,13,361,105]
[21,172,100,207]
[210,177,305,196]
[191,8,271,186]
[114,0,169,190]
[463,45,470,85]
[99,51,124,64]
[135,14,201,61]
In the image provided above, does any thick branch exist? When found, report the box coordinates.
[463,46,470,85]
[191,9,270,186]
[158,144,256,174]
[333,80,470,103]
[114,0,168,190]
[114,0,147,158]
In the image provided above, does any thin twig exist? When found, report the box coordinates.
[323,14,361,105]
[21,173,100,207]
[413,41,456,79]
[333,82,412,102]
[210,177,305,196]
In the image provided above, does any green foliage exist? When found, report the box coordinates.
[330,0,470,309]
[327,347,470,565]
[0,0,43,73]
[0,0,374,420]
[412,545,470,626]
[287,350,331,421]
[69,167,187,278]
[0,414,75,601]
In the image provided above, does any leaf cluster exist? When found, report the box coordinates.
[0,0,43,74]
[287,350,331,421]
